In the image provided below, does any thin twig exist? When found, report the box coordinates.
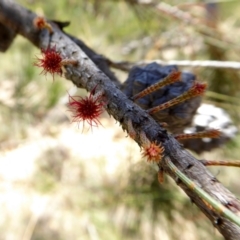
[136,1,238,50]
[109,59,240,72]
[165,156,240,227]
[200,160,240,168]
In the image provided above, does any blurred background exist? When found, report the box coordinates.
[1,0,240,239]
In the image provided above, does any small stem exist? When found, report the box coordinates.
[61,59,78,66]
[132,71,181,101]
[147,82,207,115]
[127,119,137,139]
[174,129,221,140]
[165,156,240,227]
[44,23,53,34]
[158,168,164,184]
[200,160,240,168]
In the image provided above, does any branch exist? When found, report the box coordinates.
[200,159,240,168]
[109,59,240,72]
[1,1,240,238]
[165,157,240,226]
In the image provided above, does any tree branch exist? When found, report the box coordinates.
[108,59,240,72]
[1,0,240,238]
